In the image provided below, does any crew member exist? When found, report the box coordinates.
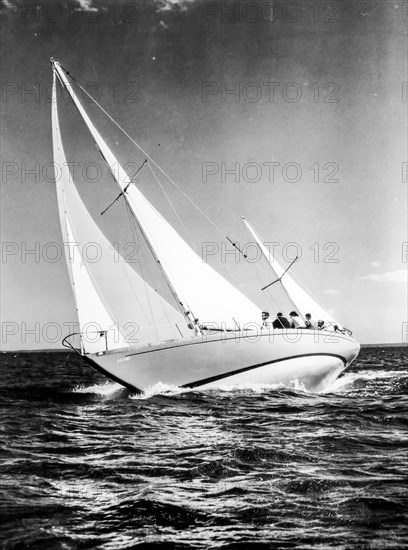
[272,312,290,329]
[261,311,272,330]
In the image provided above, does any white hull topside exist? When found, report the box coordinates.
[86,330,360,393]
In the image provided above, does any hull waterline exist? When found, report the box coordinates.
[86,330,360,394]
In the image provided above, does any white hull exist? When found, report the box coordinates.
[86,330,360,393]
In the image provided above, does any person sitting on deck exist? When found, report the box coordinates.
[305,313,318,329]
[261,311,273,330]
[289,311,303,329]
[193,318,202,336]
[272,312,291,329]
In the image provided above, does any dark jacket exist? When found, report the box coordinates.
[272,316,290,329]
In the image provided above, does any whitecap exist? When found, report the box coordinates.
[322,369,408,394]
[71,381,124,396]
[129,382,190,399]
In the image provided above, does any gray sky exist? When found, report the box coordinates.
[1,0,407,349]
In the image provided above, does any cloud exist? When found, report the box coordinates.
[155,0,194,13]
[370,261,380,267]
[2,0,98,13]
[76,0,98,12]
[324,289,339,295]
[359,269,407,283]
[2,0,17,10]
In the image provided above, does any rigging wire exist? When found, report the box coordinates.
[123,198,160,342]
[226,230,299,316]
[261,256,299,291]
[57,63,225,236]
[55,60,335,327]
[146,161,190,236]
[123,197,178,338]
[101,159,148,216]
[97,166,182,342]
[53,62,195,326]
[241,220,301,313]
[58,64,256,313]
[56,61,302,322]
[98,195,161,342]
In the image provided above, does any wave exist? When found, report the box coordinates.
[71,381,124,396]
[130,379,309,399]
[70,379,307,400]
[202,378,308,394]
[130,382,191,399]
[70,368,408,399]
[323,369,408,393]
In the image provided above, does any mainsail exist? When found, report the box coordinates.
[242,219,340,326]
[52,69,189,354]
[52,60,261,331]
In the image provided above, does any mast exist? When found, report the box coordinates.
[51,63,132,352]
[241,217,304,319]
[242,218,344,327]
[51,59,198,330]
[122,190,199,329]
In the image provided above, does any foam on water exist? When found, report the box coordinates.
[130,382,191,399]
[323,368,408,394]
[203,382,284,393]
[70,367,407,399]
[130,379,308,398]
[202,378,307,394]
[72,381,124,396]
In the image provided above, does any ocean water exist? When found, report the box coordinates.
[0,347,407,549]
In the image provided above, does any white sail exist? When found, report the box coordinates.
[52,68,188,353]
[53,61,261,330]
[242,219,340,327]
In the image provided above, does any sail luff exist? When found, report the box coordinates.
[52,68,76,300]
[53,62,129,190]
[52,68,131,352]
[52,64,190,352]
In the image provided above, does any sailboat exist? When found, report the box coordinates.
[51,59,360,393]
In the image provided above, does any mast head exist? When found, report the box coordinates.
[50,57,61,68]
